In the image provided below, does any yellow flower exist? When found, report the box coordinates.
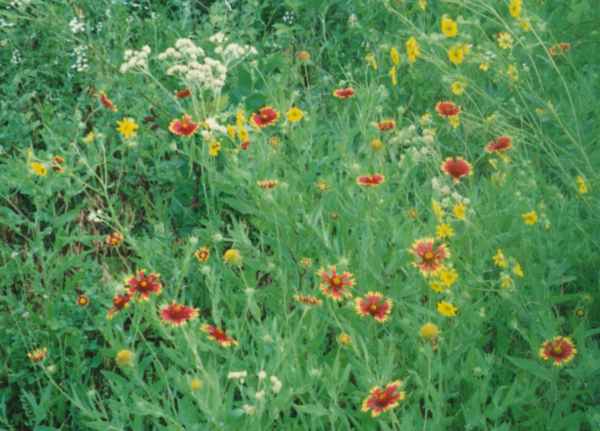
[389,66,398,86]
[522,210,538,225]
[83,130,96,144]
[208,140,221,157]
[452,202,466,220]
[513,262,524,278]
[429,280,446,293]
[440,15,458,38]
[438,267,458,288]
[223,248,242,265]
[316,179,330,192]
[419,322,439,339]
[238,126,249,142]
[226,124,237,138]
[576,176,588,194]
[418,0,427,11]
[519,19,532,31]
[448,44,466,65]
[500,274,513,289]
[479,62,490,72]
[116,117,139,140]
[497,32,514,50]
[420,113,432,126]
[236,109,246,127]
[432,200,445,221]
[390,47,401,65]
[448,115,461,128]
[27,347,48,363]
[286,107,304,123]
[190,378,203,391]
[507,64,519,82]
[338,332,352,346]
[370,138,384,152]
[296,50,311,62]
[437,301,458,317]
[30,162,47,177]
[509,0,522,18]
[115,349,134,367]
[493,249,508,269]
[436,223,455,239]
[365,53,378,70]
[451,81,466,96]
[406,37,420,64]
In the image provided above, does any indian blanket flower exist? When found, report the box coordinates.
[28,347,48,363]
[106,231,124,247]
[318,265,355,301]
[441,15,458,38]
[356,174,385,187]
[361,380,406,418]
[549,42,571,57]
[51,156,65,173]
[410,238,449,276]
[169,114,199,137]
[257,179,279,189]
[201,323,238,347]
[175,88,191,99]
[286,106,304,123]
[333,87,355,99]
[107,293,132,319]
[126,270,162,300]
[539,336,576,366]
[522,210,538,225]
[406,36,420,64]
[99,91,117,112]
[293,294,322,306]
[441,157,473,183]
[160,302,199,326]
[355,292,393,323]
[251,106,279,128]
[435,101,460,117]
[194,246,210,263]
[30,162,47,177]
[116,117,139,140]
[486,136,513,153]
[437,300,458,317]
[375,119,396,132]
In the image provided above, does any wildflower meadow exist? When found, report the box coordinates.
[2,0,600,429]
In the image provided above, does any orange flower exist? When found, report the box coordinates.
[440,157,473,183]
[435,101,461,117]
[99,91,117,112]
[361,380,406,417]
[375,119,396,132]
[106,231,124,247]
[333,87,355,99]
[356,174,385,187]
[76,294,90,307]
[257,179,279,189]
[107,293,132,319]
[126,270,162,300]
[194,246,210,263]
[169,114,199,137]
[175,88,192,99]
[160,302,199,326]
[318,265,355,301]
[485,136,513,153]
[27,347,48,363]
[355,292,393,323]
[201,323,238,347]
[250,106,279,128]
[293,294,323,306]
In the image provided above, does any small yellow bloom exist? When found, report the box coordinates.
[437,301,458,317]
[316,179,330,192]
[338,332,352,346]
[448,115,461,129]
[507,64,519,82]
[500,274,513,289]
[30,162,47,177]
[448,44,466,65]
[418,0,427,11]
[27,347,48,363]
[432,200,445,221]
[406,37,420,64]
[208,140,221,157]
[389,66,398,86]
[419,322,439,339]
[436,223,455,239]
[440,15,458,38]
[522,210,538,225]
[226,124,237,139]
[452,202,466,220]
[223,248,242,265]
[576,176,588,194]
[390,47,401,66]
[115,349,134,367]
[509,0,522,18]
[519,19,532,32]
[365,53,378,70]
[493,249,508,269]
[479,62,490,72]
[83,130,96,144]
[286,107,304,123]
[370,138,384,152]
[451,81,466,96]
[238,126,249,142]
[513,262,524,278]
[116,117,138,140]
[497,32,514,50]
[190,378,203,391]
[438,267,459,288]
[236,110,246,127]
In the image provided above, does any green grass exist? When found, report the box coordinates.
[1,0,599,429]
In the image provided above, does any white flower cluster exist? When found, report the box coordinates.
[10,0,31,8]
[69,17,85,34]
[159,38,226,93]
[120,45,151,73]
[72,45,89,72]
[230,369,283,416]
[11,49,22,65]
[432,176,471,209]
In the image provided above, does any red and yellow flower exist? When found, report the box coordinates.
[169,114,199,137]
[99,91,118,112]
[333,87,355,99]
[76,294,90,307]
[410,238,450,275]
[539,336,576,366]
[361,380,406,417]
[106,231,124,247]
[355,292,393,323]
[375,119,396,132]
[356,174,385,187]
[440,157,473,183]
[201,323,238,347]
[435,101,461,117]
[27,347,48,363]
[250,106,279,128]
[175,88,191,99]
[485,136,513,153]
[194,246,210,263]
[160,302,199,326]
[293,294,323,306]
[126,270,162,300]
[107,293,132,319]
[257,179,279,189]
[318,266,355,301]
